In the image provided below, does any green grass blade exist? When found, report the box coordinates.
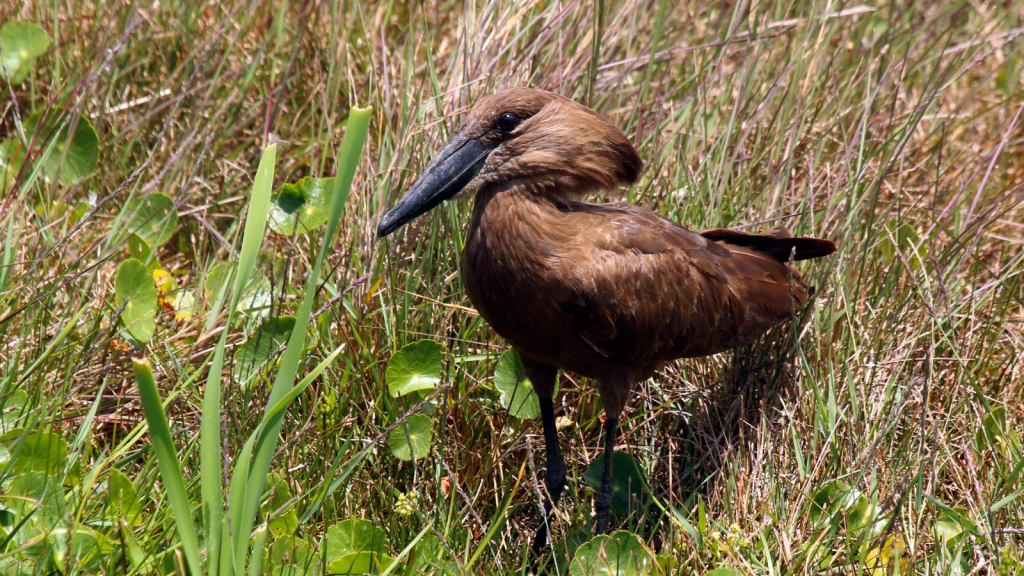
[227,342,344,561]
[229,109,371,569]
[246,345,344,445]
[202,144,277,576]
[231,144,277,307]
[132,357,202,576]
[466,458,527,571]
[246,525,269,576]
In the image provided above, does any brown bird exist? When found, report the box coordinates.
[377,88,836,548]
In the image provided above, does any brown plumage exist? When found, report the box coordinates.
[378,88,837,548]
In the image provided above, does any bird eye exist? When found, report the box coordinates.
[497,112,520,132]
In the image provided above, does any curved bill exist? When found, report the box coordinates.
[377,135,492,237]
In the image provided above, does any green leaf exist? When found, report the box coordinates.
[493,349,540,419]
[115,258,158,342]
[6,431,67,474]
[704,569,744,576]
[0,389,28,434]
[975,406,1009,451]
[327,552,399,575]
[239,274,274,319]
[204,261,233,301]
[407,533,442,573]
[324,518,389,564]
[9,472,66,561]
[106,468,145,524]
[268,535,315,576]
[809,480,856,525]
[233,316,297,386]
[569,531,656,576]
[126,233,157,269]
[387,414,434,462]
[583,451,648,519]
[996,56,1019,97]
[555,526,594,563]
[934,506,975,544]
[0,557,33,576]
[122,193,179,247]
[262,472,299,538]
[209,144,278,576]
[0,21,50,84]
[231,109,370,572]
[9,470,64,520]
[60,526,114,572]
[386,340,442,397]
[132,358,202,576]
[25,108,98,186]
[268,177,336,235]
[846,492,883,536]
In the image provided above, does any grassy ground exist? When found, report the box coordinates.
[2,0,1023,574]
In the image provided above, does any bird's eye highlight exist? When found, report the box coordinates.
[497,112,520,132]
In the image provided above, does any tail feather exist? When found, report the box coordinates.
[700,227,837,263]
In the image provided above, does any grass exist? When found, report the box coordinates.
[1,0,1023,574]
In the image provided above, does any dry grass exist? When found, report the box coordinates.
[1,0,1023,573]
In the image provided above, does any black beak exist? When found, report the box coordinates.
[377,135,492,237]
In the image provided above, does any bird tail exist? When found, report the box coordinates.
[699,225,837,263]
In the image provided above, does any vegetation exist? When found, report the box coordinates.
[1,0,1022,574]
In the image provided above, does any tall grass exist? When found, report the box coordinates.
[0,0,1022,574]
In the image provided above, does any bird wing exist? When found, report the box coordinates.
[551,202,818,365]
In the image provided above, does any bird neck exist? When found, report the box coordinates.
[466,181,570,256]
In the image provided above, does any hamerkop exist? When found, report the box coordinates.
[377,88,836,547]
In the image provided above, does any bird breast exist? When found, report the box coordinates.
[461,184,612,376]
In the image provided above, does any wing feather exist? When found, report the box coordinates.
[552,203,821,365]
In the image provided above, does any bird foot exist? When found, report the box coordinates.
[531,524,551,554]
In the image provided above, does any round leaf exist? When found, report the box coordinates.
[268,535,315,575]
[262,472,299,538]
[846,493,879,535]
[934,506,975,545]
[975,406,1011,452]
[239,274,274,319]
[0,21,51,84]
[115,258,157,342]
[386,340,442,397]
[1,390,28,434]
[809,480,856,525]
[10,471,65,529]
[570,531,656,576]
[204,261,234,301]
[233,316,297,386]
[583,451,648,519]
[387,414,434,462]
[106,469,144,524]
[126,234,156,269]
[25,108,98,186]
[122,193,179,247]
[324,518,388,564]
[493,350,540,419]
[6,431,67,475]
[269,177,336,235]
[175,290,195,321]
[327,552,399,575]
[62,526,113,572]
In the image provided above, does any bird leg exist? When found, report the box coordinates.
[594,415,617,534]
[532,394,565,552]
[521,358,562,553]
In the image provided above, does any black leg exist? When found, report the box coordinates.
[594,416,617,534]
[532,395,565,553]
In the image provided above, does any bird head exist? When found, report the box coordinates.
[377,88,643,237]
